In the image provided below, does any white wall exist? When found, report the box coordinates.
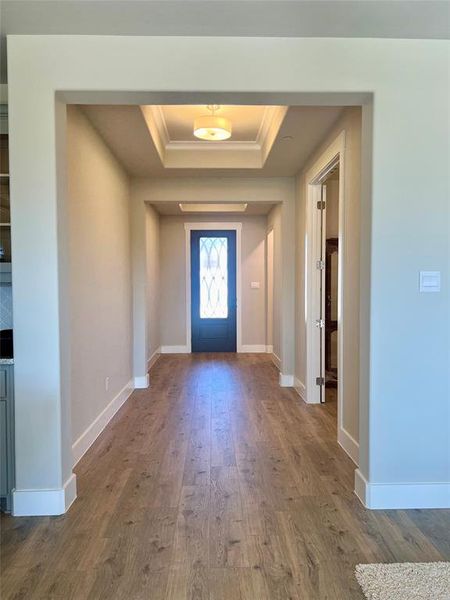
[159,214,267,348]
[67,105,133,445]
[295,108,361,448]
[146,203,160,361]
[8,35,449,512]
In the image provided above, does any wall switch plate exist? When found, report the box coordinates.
[419,271,441,293]
[250,281,260,289]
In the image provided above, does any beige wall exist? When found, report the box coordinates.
[159,214,267,348]
[146,204,160,360]
[266,228,274,349]
[67,105,133,444]
[267,204,282,362]
[326,179,339,239]
[295,107,361,443]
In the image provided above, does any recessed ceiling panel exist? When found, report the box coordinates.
[162,105,267,142]
[140,104,288,169]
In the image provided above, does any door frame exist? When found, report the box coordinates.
[305,132,345,429]
[184,222,242,353]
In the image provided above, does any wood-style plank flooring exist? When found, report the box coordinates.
[1,354,449,599]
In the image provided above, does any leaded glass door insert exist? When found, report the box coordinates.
[191,230,237,352]
[199,237,228,319]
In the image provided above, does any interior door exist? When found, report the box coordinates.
[191,230,237,352]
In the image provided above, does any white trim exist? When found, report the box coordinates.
[134,374,149,389]
[354,469,368,506]
[239,344,267,353]
[354,469,450,510]
[293,377,306,401]
[72,379,134,466]
[13,473,77,517]
[266,344,273,354]
[160,345,190,354]
[279,373,294,387]
[271,352,281,370]
[184,222,242,353]
[147,346,161,370]
[338,427,359,465]
[256,106,289,164]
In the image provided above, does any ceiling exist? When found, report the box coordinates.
[82,104,344,177]
[1,1,448,83]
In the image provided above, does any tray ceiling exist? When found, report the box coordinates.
[82,104,344,177]
[140,105,288,169]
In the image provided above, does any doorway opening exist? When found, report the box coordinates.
[313,160,340,405]
[305,131,345,426]
[323,165,340,403]
[308,155,342,403]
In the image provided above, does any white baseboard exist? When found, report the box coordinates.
[13,473,77,516]
[293,377,306,401]
[266,344,273,354]
[279,373,294,387]
[160,345,190,354]
[354,469,450,509]
[271,353,281,370]
[147,347,161,370]
[239,344,267,353]
[338,427,359,465]
[72,379,134,466]
[354,469,367,506]
[134,374,149,389]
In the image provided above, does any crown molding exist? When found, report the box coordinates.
[257,106,289,164]
[140,104,288,169]
[140,105,169,164]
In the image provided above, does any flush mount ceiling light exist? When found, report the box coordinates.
[179,203,247,213]
[193,105,232,141]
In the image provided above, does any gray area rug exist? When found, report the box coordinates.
[355,562,450,600]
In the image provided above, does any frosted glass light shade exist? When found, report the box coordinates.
[193,115,232,141]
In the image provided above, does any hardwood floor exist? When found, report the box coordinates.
[1,354,449,599]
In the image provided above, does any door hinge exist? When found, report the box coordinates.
[316,376,325,386]
[316,200,326,210]
[315,319,325,328]
[316,259,325,270]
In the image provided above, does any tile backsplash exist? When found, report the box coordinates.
[0,284,13,330]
